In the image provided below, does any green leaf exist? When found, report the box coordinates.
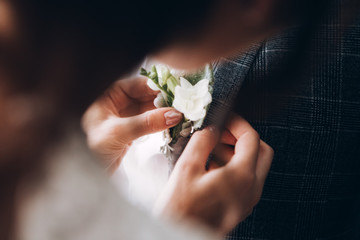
[140,68,148,76]
[182,64,214,86]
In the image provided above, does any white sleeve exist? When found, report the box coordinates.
[17,131,218,240]
[111,132,170,211]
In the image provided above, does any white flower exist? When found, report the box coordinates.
[173,77,212,121]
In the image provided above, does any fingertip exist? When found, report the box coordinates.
[235,129,260,152]
[144,108,180,132]
[225,114,253,140]
[228,129,260,173]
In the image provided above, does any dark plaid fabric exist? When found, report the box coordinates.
[203,44,261,131]
[213,1,360,239]
[170,46,261,168]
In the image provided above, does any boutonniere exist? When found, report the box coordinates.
[140,64,214,158]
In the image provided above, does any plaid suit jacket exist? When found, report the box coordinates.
[210,1,360,239]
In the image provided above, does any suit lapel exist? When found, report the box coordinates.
[168,44,262,171]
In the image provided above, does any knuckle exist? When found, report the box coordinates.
[250,129,260,141]
[87,133,105,152]
[87,138,98,151]
[261,141,275,159]
[85,125,108,151]
[242,129,260,144]
[144,111,155,132]
[267,145,275,159]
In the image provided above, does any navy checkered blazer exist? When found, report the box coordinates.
[213,1,360,239]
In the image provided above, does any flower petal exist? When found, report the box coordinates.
[203,92,212,106]
[180,77,193,89]
[187,109,206,121]
[194,79,209,97]
[147,79,159,91]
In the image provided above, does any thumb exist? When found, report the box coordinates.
[121,108,183,142]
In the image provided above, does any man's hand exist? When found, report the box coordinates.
[154,114,274,234]
[82,77,182,174]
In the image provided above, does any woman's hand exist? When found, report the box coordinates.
[154,114,274,234]
[83,77,274,234]
[82,77,183,174]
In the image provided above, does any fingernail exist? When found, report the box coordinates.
[164,110,182,126]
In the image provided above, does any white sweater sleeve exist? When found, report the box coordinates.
[17,131,218,240]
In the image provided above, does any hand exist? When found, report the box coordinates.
[82,77,183,174]
[154,114,274,234]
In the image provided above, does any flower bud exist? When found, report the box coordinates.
[166,76,179,95]
[180,127,192,137]
[153,93,167,108]
[157,65,171,87]
[140,68,148,76]
[147,79,159,91]
[149,65,158,81]
[149,71,157,80]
